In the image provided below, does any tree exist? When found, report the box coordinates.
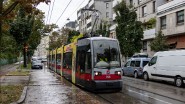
[67,30,80,43]
[114,0,143,57]
[150,31,168,52]
[9,6,34,67]
[95,21,110,37]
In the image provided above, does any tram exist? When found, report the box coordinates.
[48,36,123,91]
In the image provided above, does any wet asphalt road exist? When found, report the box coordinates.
[121,76,185,104]
[23,66,185,104]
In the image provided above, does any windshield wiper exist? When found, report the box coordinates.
[95,66,108,69]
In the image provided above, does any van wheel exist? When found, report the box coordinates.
[143,72,149,81]
[175,77,183,87]
[134,72,138,78]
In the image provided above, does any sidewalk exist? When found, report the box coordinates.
[0,64,30,104]
[23,68,107,104]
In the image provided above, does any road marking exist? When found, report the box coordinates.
[128,89,172,104]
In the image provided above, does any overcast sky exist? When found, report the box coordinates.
[37,0,89,29]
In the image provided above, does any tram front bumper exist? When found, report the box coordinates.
[93,80,122,90]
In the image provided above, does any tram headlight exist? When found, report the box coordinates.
[118,71,121,75]
[95,72,98,76]
[115,71,121,75]
[94,71,102,76]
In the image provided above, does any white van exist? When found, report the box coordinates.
[143,50,185,87]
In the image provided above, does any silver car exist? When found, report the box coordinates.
[122,58,150,78]
[31,60,43,69]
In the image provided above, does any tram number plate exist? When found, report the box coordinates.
[106,76,111,79]
[106,82,113,86]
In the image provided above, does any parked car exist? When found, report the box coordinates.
[122,57,150,78]
[31,60,43,69]
[143,50,185,87]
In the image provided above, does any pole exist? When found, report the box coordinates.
[0,0,3,54]
[90,16,98,37]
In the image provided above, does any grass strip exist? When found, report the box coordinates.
[0,85,24,104]
[6,70,30,76]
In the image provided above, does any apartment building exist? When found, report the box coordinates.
[110,0,157,56]
[109,0,121,39]
[34,36,49,58]
[64,21,76,30]
[132,0,157,57]
[77,0,113,35]
[156,0,185,50]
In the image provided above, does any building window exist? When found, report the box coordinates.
[153,1,156,13]
[106,12,109,18]
[176,10,184,25]
[106,3,109,9]
[143,41,147,51]
[130,0,133,5]
[142,6,147,17]
[138,0,140,4]
[160,16,166,29]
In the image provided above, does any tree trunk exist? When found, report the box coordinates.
[23,43,27,68]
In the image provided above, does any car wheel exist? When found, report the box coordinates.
[134,71,138,78]
[122,71,125,76]
[143,72,149,81]
[175,76,183,87]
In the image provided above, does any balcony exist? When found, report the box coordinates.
[157,0,185,14]
[113,13,116,20]
[143,28,156,40]
[89,0,94,8]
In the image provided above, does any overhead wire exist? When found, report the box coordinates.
[48,0,56,24]
[68,0,86,19]
[62,0,86,26]
[45,1,51,25]
[55,0,73,24]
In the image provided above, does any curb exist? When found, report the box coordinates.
[10,74,31,104]
[10,86,28,104]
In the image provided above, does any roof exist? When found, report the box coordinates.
[87,37,118,41]
[154,50,185,56]
[128,57,151,61]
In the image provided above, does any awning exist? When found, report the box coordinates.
[176,41,185,49]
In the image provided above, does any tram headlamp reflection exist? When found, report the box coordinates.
[94,71,102,76]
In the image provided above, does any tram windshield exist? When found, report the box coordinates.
[93,40,121,68]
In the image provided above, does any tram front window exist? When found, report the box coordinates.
[93,40,121,69]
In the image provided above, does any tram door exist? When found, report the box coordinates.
[76,39,92,87]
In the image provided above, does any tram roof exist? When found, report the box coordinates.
[86,37,117,41]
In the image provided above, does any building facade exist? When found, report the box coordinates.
[156,0,185,50]
[77,0,113,36]
[64,21,77,30]
[33,36,49,58]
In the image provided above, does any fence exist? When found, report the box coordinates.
[0,58,17,66]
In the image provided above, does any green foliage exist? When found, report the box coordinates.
[150,31,168,52]
[95,21,110,37]
[114,0,143,57]
[67,30,80,43]
[9,7,34,47]
[27,10,45,56]
[142,18,156,29]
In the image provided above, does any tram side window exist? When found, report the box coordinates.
[77,44,91,74]
[63,52,72,69]
[52,55,55,63]
[56,54,61,65]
